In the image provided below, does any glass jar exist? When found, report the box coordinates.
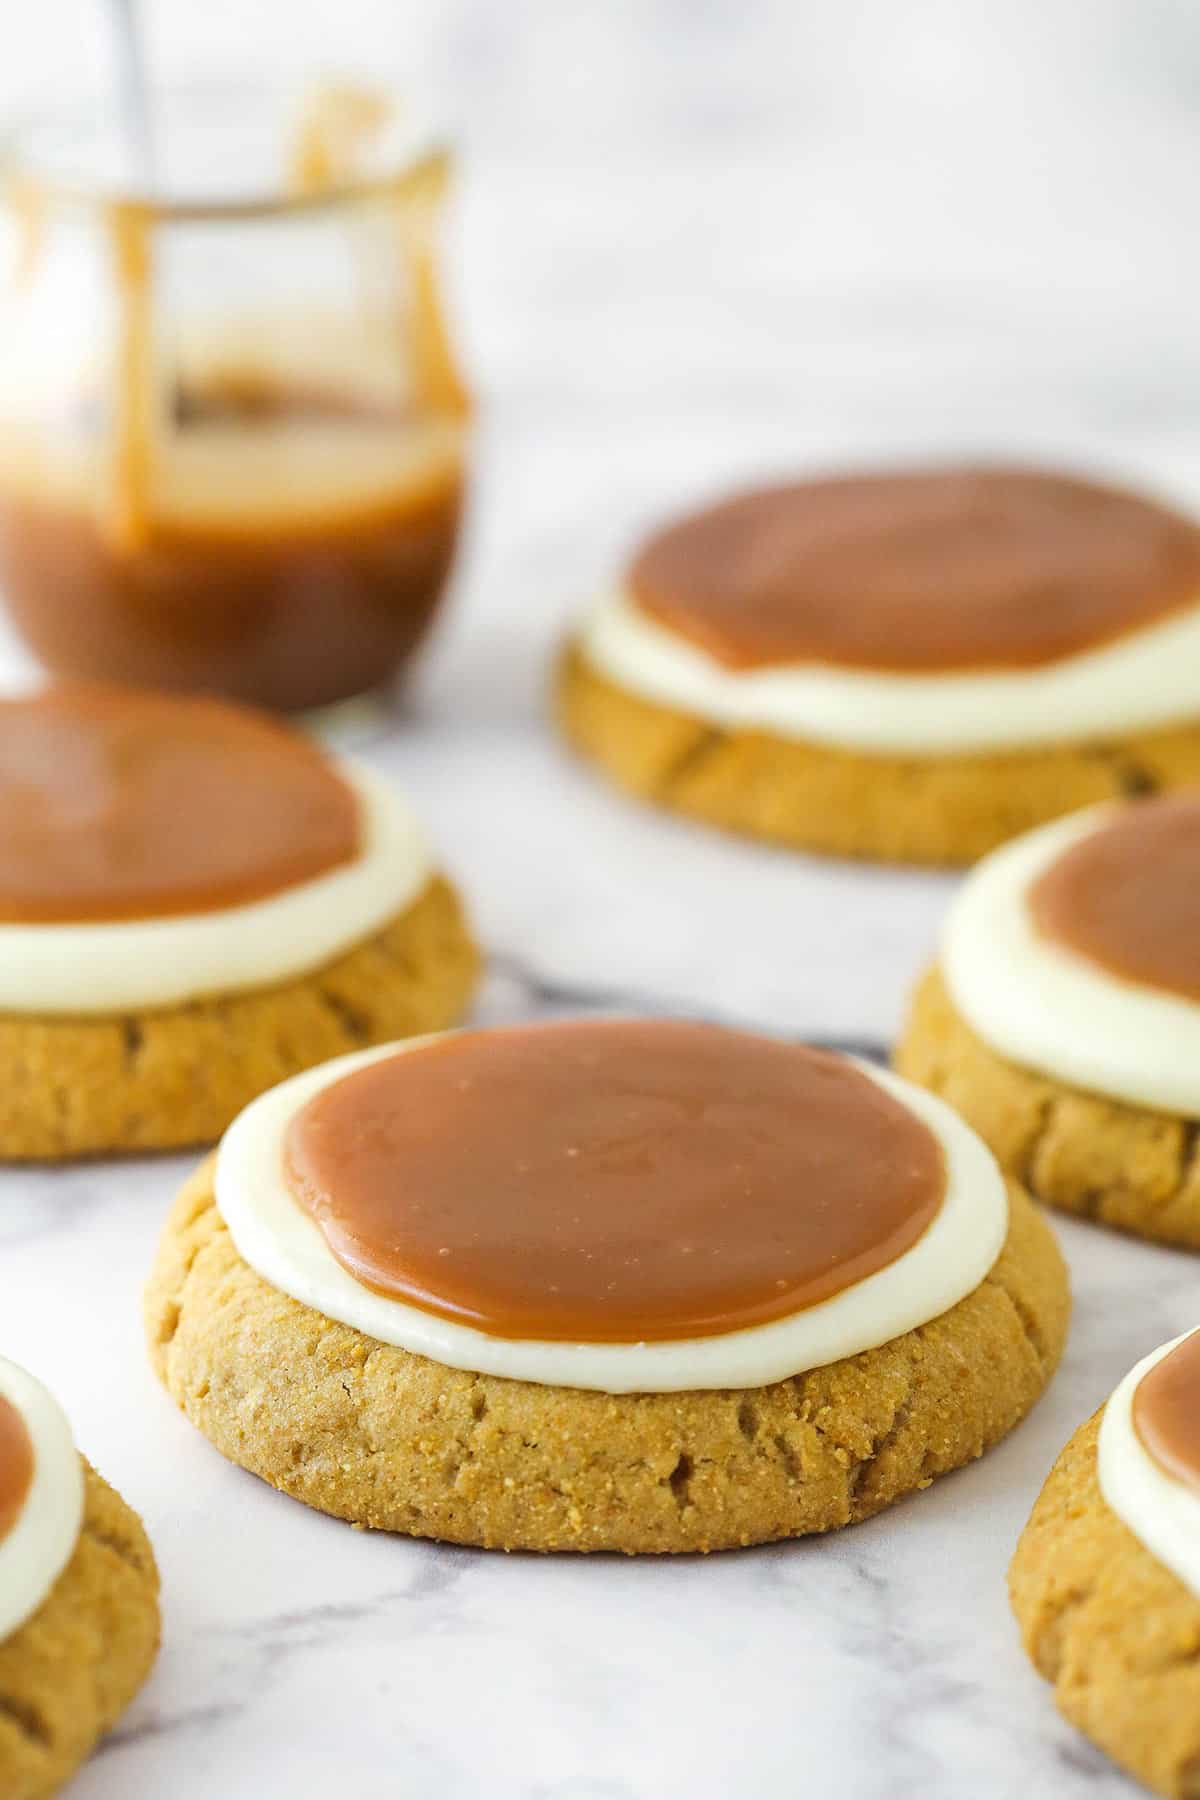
[0,84,470,712]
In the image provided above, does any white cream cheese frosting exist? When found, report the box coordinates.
[0,761,433,1016]
[214,1041,1009,1395]
[942,807,1200,1116]
[578,588,1200,757]
[0,1357,84,1643]
[1099,1330,1200,1601]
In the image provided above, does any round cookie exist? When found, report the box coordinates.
[146,1024,1069,1555]
[0,684,478,1159]
[0,1357,160,1800]
[558,468,1200,866]
[0,1464,159,1800]
[1010,1337,1200,1798]
[896,797,1200,1249]
[0,876,476,1160]
[557,644,1200,868]
[898,966,1200,1249]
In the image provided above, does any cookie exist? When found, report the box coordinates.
[0,1462,159,1800]
[0,876,477,1161]
[896,798,1200,1247]
[558,468,1200,865]
[0,684,478,1158]
[146,1022,1069,1554]
[557,643,1200,866]
[897,966,1200,1249]
[1010,1331,1200,1798]
[0,1354,160,1800]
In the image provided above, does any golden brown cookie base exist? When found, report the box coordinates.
[145,1158,1068,1554]
[0,1460,160,1800]
[555,643,1200,866]
[896,966,1200,1250]
[1010,1413,1200,1799]
[0,875,478,1161]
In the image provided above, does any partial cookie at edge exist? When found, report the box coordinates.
[555,643,1200,865]
[1010,1413,1200,1800]
[0,875,478,1160]
[895,965,1200,1250]
[145,1158,1069,1554]
[0,1460,160,1800]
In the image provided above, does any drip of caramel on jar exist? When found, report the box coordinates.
[0,1397,34,1543]
[629,468,1200,673]
[287,84,394,197]
[108,200,155,553]
[1029,795,1200,1002]
[284,1019,947,1344]
[1133,1332,1200,1495]
[0,683,360,922]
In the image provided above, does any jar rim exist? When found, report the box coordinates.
[0,78,452,221]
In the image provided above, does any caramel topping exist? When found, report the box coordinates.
[0,1397,34,1542]
[630,468,1200,673]
[284,1020,946,1344]
[1134,1332,1200,1495]
[1030,795,1200,1003]
[0,683,360,923]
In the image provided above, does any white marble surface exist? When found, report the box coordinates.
[7,2,1200,1793]
[8,829,1199,1800]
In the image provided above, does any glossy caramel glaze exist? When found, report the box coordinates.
[1030,795,1200,1003]
[0,1396,34,1543]
[630,468,1200,673]
[0,683,360,922]
[284,1019,947,1343]
[1134,1330,1200,1494]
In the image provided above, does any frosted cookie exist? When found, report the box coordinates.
[557,467,1200,865]
[146,1018,1068,1554]
[1011,1329,1200,1798]
[0,683,478,1158]
[897,792,1200,1249]
[0,1357,159,1798]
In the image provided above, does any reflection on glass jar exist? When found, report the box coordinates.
[0,85,471,712]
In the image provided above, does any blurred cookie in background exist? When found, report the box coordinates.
[558,466,1200,865]
[0,683,478,1159]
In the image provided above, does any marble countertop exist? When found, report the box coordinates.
[8,2,1200,1792]
[7,697,1196,1800]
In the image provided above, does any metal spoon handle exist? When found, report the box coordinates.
[109,0,156,191]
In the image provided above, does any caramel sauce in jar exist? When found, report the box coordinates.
[0,376,465,712]
[0,107,469,712]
